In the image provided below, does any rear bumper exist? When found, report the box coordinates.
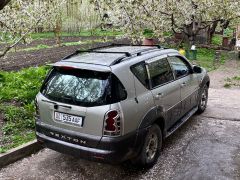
[36,122,147,164]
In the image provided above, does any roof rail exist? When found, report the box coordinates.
[112,43,163,49]
[110,44,164,65]
[62,43,131,60]
[75,50,131,57]
[62,43,164,64]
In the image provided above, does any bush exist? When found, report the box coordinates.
[0,66,49,152]
[0,66,49,103]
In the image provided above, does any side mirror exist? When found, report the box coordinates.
[193,65,202,73]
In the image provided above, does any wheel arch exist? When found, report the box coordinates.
[200,74,210,88]
[153,117,166,138]
[138,107,167,137]
[206,81,210,88]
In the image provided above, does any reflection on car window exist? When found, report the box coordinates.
[168,56,190,78]
[148,58,174,88]
[41,68,127,107]
[46,75,106,103]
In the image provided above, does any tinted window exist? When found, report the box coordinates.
[168,56,190,78]
[111,75,127,102]
[148,58,174,88]
[41,67,126,107]
[131,62,149,89]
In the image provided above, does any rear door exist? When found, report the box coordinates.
[167,56,199,117]
[38,67,112,147]
[146,56,181,129]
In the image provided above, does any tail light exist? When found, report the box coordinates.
[104,110,121,136]
[35,98,40,119]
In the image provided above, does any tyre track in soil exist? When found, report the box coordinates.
[0,38,130,71]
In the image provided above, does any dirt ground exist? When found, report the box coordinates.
[0,37,129,71]
[0,50,240,179]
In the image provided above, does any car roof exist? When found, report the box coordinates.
[53,45,179,68]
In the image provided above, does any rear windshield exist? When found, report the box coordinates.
[41,67,127,107]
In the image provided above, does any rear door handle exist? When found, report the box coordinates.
[155,92,163,100]
[181,82,187,87]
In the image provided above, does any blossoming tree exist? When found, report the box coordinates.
[0,0,66,58]
[92,0,240,45]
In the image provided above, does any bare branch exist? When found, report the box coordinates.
[0,19,41,58]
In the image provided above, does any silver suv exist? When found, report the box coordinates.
[35,44,210,167]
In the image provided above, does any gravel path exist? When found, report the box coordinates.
[1,88,240,179]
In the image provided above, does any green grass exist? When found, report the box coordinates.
[224,75,240,88]
[164,44,222,71]
[20,44,51,52]
[188,48,226,71]
[0,66,49,103]
[0,29,123,43]
[223,83,231,88]
[163,31,173,37]
[63,41,82,46]
[196,48,215,71]
[212,34,223,46]
[31,29,123,40]
[11,39,108,52]
[0,66,50,153]
[0,104,36,153]
[62,39,107,46]
[233,76,240,81]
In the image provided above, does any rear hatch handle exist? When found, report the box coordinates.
[42,99,72,109]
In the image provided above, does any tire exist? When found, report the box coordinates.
[197,84,208,114]
[132,124,162,168]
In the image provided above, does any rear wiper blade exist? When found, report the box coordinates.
[42,99,72,109]
[63,95,77,104]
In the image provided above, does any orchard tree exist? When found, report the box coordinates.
[0,0,66,58]
[165,0,240,45]
[205,0,240,44]
[45,0,67,46]
[92,0,172,42]
[93,0,240,45]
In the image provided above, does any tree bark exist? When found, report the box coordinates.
[182,24,197,47]
[0,0,11,11]
[207,21,218,45]
[54,17,62,47]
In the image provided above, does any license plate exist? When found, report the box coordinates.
[54,112,83,126]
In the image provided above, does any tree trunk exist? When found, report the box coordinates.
[207,21,218,45]
[54,17,62,47]
[183,25,197,48]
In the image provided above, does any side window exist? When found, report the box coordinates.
[131,62,149,89]
[168,56,190,79]
[111,74,127,102]
[148,58,174,88]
